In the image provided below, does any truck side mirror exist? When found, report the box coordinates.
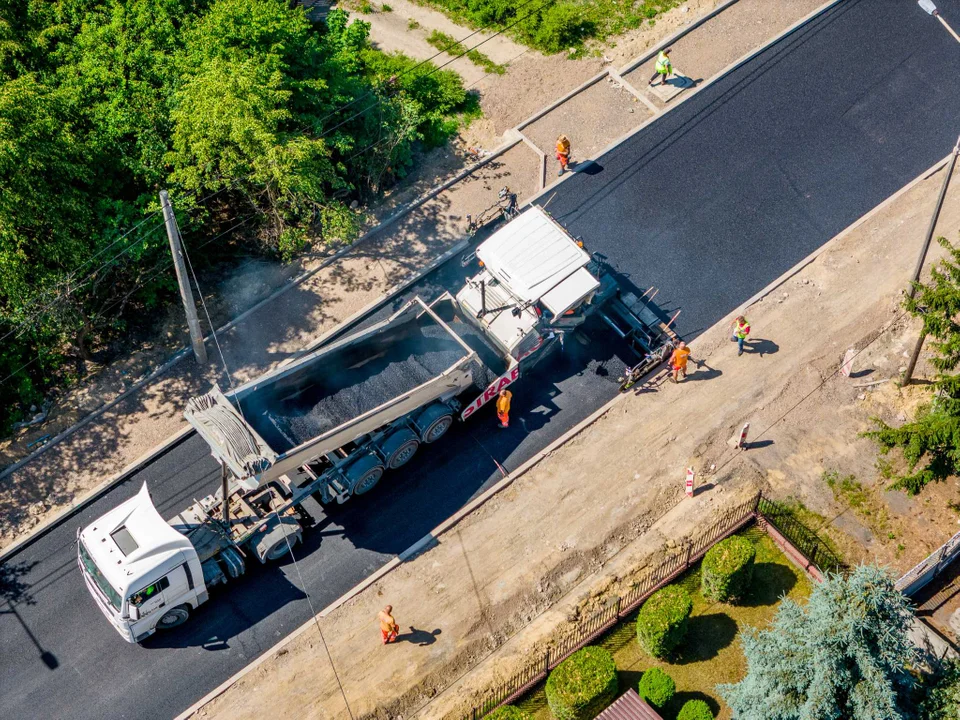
[128,605,140,621]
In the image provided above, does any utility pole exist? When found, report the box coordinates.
[902,135,959,385]
[160,190,208,365]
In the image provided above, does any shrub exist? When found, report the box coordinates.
[525,3,595,55]
[381,3,392,10]
[545,646,618,720]
[702,536,756,603]
[484,706,531,720]
[637,667,675,708]
[636,585,692,658]
[922,658,960,720]
[677,699,714,720]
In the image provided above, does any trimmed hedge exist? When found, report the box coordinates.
[484,706,532,720]
[701,536,756,603]
[677,699,714,720]
[636,585,693,658]
[545,646,619,720]
[637,667,675,708]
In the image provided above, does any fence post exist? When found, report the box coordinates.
[545,648,550,673]
[753,491,762,514]
[615,596,622,619]
[473,708,477,720]
[684,542,692,568]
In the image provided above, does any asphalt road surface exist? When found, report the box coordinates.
[4,1,960,718]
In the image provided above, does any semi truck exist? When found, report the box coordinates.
[77,206,676,642]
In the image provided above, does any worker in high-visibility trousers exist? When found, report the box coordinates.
[649,48,673,87]
[556,134,571,176]
[496,388,513,428]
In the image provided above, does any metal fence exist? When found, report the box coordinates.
[463,493,762,719]
[897,528,960,597]
[756,496,845,575]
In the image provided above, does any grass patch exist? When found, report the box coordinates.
[358,0,375,12]
[408,18,421,29]
[411,0,681,54]
[381,3,393,10]
[425,29,507,74]
[513,528,813,720]
[823,470,895,540]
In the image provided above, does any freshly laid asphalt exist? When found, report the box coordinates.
[3,1,960,718]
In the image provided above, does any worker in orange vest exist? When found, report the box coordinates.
[556,135,571,176]
[669,341,692,383]
[496,388,513,428]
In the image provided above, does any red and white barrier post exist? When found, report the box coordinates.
[685,467,695,498]
[737,422,750,450]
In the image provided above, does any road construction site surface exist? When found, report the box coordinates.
[4,2,960,718]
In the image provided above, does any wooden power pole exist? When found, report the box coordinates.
[160,190,208,365]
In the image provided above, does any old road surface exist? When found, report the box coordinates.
[3,2,960,718]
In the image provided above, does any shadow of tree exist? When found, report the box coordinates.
[741,562,797,607]
[674,613,738,664]
[664,690,722,719]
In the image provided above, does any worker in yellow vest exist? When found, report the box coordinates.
[649,48,673,87]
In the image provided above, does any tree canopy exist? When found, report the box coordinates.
[719,565,917,720]
[866,236,960,494]
[0,0,475,431]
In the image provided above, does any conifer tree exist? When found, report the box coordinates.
[719,565,916,720]
[866,236,960,493]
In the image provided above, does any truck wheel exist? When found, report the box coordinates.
[417,404,454,444]
[346,454,384,495]
[156,605,190,630]
[380,429,420,469]
[254,520,302,563]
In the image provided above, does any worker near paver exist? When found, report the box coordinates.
[496,388,513,428]
[731,315,751,356]
[556,134,571,176]
[649,48,673,87]
[668,341,691,383]
[379,605,399,644]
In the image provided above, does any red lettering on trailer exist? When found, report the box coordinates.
[461,365,520,420]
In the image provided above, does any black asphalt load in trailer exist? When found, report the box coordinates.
[238,309,473,453]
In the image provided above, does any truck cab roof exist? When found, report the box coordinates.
[79,483,192,598]
[476,206,599,316]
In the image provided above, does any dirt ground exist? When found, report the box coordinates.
[189,153,960,720]
[0,0,823,550]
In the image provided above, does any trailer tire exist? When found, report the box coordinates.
[254,519,302,563]
[346,454,385,496]
[380,429,420,469]
[417,404,454,444]
[156,605,191,630]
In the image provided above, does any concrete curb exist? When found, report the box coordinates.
[0,425,194,565]
[0,237,469,564]
[1,0,750,557]
[0,138,520,491]
[175,118,955,720]
[740,155,952,314]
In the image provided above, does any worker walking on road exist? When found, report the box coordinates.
[496,388,512,428]
[556,134,571,176]
[731,316,751,356]
[669,341,692,383]
[649,48,673,87]
[379,605,399,644]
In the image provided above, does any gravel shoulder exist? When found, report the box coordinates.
[188,140,960,720]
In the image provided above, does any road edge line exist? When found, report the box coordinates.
[0,425,194,564]
[174,140,957,720]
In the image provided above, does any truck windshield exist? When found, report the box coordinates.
[78,539,122,612]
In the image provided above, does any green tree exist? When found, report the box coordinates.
[719,565,917,720]
[866,236,960,493]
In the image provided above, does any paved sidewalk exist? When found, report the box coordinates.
[187,143,960,720]
[0,0,824,551]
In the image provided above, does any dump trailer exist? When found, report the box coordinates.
[78,207,675,642]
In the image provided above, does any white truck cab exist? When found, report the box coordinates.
[77,483,204,643]
[456,206,600,359]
